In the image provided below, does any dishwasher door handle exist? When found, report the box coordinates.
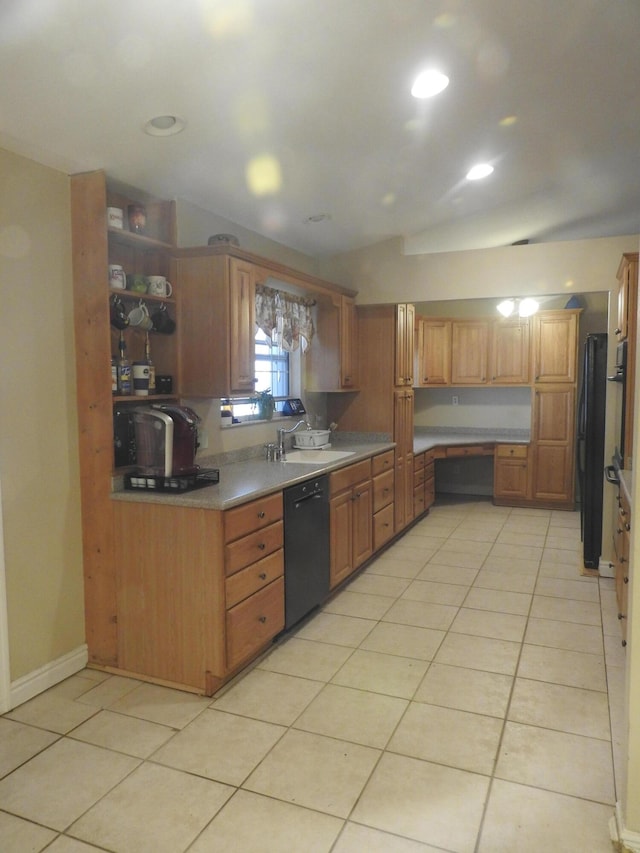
[294,491,324,509]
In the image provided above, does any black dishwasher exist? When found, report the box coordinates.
[283,475,330,630]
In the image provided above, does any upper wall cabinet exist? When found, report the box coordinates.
[451,320,490,384]
[616,253,638,341]
[177,253,263,397]
[491,317,530,384]
[395,303,415,387]
[306,294,359,391]
[532,310,579,383]
[415,318,451,387]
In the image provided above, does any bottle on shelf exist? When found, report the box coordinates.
[117,331,132,395]
[144,333,156,394]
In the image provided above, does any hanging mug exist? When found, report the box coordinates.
[128,300,153,331]
[151,303,176,334]
[110,294,129,329]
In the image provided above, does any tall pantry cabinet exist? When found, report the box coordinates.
[327,303,416,535]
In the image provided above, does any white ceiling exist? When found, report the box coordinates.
[1,0,639,258]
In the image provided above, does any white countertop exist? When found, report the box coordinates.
[413,428,530,454]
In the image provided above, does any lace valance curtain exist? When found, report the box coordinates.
[255,284,315,352]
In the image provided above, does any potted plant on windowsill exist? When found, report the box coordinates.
[253,389,275,421]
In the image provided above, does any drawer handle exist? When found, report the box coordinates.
[257,543,266,550]
[259,572,267,580]
[258,511,265,519]
[624,576,629,584]
[258,615,267,624]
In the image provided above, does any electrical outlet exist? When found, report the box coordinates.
[452,395,459,405]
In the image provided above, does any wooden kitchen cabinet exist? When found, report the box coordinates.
[613,482,631,646]
[177,253,263,396]
[615,253,638,342]
[394,389,415,532]
[372,450,395,551]
[329,459,373,589]
[493,444,529,501]
[224,492,285,670]
[71,170,179,666]
[395,303,416,386]
[532,310,579,383]
[415,318,452,386]
[306,294,359,391]
[327,304,416,538]
[113,501,226,693]
[530,384,575,506]
[491,317,530,384]
[424,450,435,510]
[451,321,490,384]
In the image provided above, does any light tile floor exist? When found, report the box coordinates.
[0,497,624,852]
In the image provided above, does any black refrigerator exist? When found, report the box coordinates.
[577,332,608,569]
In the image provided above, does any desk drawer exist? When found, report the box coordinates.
[496,443,528,460]
[445,444,494,458]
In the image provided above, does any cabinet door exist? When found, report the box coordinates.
[416,318,451,386]
[493,445,529,499]
[531,385,575,503]
[393,390,414,531]
[451,321,489,384]
[395,303,415,386]
[491,318,530,384]
[616,254,637,341]
[352,479,373,568]
[330,490,354,589]
[340,295,359,388]
[532,311,578,383]
[229,258,257,393]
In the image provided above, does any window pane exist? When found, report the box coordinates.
[255,328,289,396]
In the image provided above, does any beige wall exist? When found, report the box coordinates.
[0,148,84,680]
[319,233,638,303]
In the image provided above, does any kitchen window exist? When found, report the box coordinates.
[221,329,292,423]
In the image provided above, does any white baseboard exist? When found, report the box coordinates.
[610,802,640,852]
[9,644,89,710]
[600,558,615,578]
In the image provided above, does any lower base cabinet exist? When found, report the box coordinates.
[372,450,395,551]
[226,577,285,670]
[613,483,631,646]
[494,444,529,501]
[329,459,373,589]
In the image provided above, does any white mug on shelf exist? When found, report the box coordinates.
[147,276,173,298]
[108,264,126,290]
[107,207,124,229]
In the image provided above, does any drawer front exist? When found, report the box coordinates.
[414,484,426,517]
[445,444,494,458]
[424,450,434,466]
[226,577,285,671]
[413,451,425,471]
[373,469,395,512]
[373,503,395,551]
[224,492,283,543]
[225,520,284,576]
[330,459,372,496]
[413,466,426,487]
[372,449,395,477]
[225,549,284,609]
[496,443,528,460]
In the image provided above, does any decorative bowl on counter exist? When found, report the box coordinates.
[293,429,331,448]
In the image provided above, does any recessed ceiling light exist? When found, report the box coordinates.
[144,115,186,137]
[411,69,449,99]
[466,163,494,181]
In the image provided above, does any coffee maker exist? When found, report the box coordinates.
[132,405,200,477]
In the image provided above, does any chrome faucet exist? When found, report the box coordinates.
[277,419,311,459]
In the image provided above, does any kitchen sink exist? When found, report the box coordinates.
[283,449,356,464]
